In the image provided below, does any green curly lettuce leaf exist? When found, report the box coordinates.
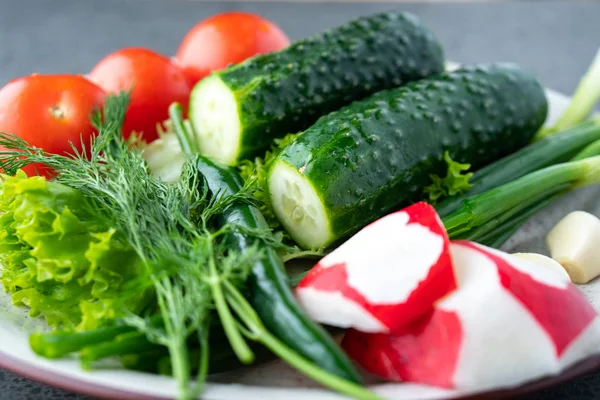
[424,151,473,203]
[0,171,152,331]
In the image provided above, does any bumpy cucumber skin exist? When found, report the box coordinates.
[213,11,445,162]
[274,64,548,245]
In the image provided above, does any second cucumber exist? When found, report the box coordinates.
[189,11,444,165]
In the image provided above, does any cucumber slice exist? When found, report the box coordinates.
[268,160,332,249]
[189,75,242,165]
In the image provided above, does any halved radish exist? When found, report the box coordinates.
[343,241,600,391]
[295,202,456,333]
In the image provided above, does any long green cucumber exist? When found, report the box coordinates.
[267,64,548,249]
[189,11,444,165]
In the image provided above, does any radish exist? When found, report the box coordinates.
[295,202,456,333]
[342,241,600,391]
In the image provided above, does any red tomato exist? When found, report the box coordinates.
[175,12,290,86]
[88,48,191,142]
[0,74,106,177]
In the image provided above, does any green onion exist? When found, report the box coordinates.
[538,48,600,137]
[477,193,562,248]
[572,134,600,160]
[436,118,600,217]
[443,156,600,241]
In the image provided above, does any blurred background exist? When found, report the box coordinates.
[1,0,599,94]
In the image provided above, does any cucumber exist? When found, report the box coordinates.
[267,64,548,249]
[190,11,444,165]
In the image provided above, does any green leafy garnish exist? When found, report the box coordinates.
[424,151,473,203]
[0,171,150,330]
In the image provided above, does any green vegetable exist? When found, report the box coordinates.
[29,323,134,359]
[572,130,600,160]
[424,151,473,203]
[189,11,444,165]
[169,102,361,382]
[195,156,361,383]
[474,193,560,248]
[436,117,600,216]
[539,48,600,137]
[268,64,548,249]
[0,94,260,399]
[11,98,352,400]
[0,172,151,331]
[442,156,600,242]
[171,103,384,399]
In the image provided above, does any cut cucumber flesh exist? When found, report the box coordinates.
[189,75,242,165]
[268,160,332,249]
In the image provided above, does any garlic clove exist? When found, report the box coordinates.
[546,211,600,284]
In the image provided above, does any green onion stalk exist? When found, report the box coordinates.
[538,48,600,138]
[436,117,600,217]
[442,155,600,245]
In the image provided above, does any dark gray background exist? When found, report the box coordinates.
[0,0,599,399]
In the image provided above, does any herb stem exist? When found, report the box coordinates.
[154,277,191,400]
[29,325,133,359]
[79,333,155,368]
[207,239,254,364]
[223,281,383,400]
[169,102,198,158]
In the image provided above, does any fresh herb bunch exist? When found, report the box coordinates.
[0,94,380,400]
[0,93,264,398]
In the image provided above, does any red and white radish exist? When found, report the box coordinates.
[343,241,600,391]
[295,202,456,333]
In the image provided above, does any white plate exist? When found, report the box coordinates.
[2,89,600,400]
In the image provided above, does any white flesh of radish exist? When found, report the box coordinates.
[512,253,571,281]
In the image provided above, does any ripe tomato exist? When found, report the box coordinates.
[89,48,190,142]
[0,74,106,177]
[175,12,290,86]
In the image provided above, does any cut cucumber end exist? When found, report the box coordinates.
[189,75,241,165]
[268,160,333,249]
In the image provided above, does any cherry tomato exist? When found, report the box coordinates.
[0,74,106,177]
[88,48,191,142]
[175,12,290,86]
